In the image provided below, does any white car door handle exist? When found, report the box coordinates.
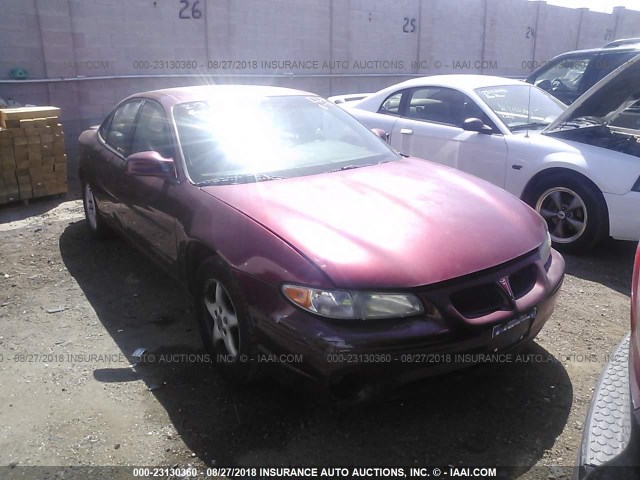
[400,128,413,135]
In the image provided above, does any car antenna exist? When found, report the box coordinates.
[526,84,532,138]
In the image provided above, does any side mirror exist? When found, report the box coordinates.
[371,128,390,143]
[462,118,493,134]
[125,151,176,178]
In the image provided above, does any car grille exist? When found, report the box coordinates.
[450,283,510,318]
[450,263,537,319]
[509,264,537,299]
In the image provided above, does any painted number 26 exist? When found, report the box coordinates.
[179,0,202,19]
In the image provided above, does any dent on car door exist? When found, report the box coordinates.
[118,99,179,271]
[97,98,144,219]
[391,87,508,187]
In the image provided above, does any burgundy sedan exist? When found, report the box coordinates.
[78,85,564,400]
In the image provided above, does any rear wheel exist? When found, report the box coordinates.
[82,180,110,239]
[194,257,259,384]
[527,174,608,253]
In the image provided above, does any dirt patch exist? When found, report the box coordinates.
[0,199,636,479]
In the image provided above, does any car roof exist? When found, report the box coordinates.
[395,75,524,90]
[603,37,640,48]
[359,75,524,101]
[353,75,528,113]
[545,43,640,57]
[125,85,316,107]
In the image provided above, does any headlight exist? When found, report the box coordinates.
[282,284,430,320]
[539,230,552,265]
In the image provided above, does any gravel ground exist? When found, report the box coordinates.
[0,197,636,480]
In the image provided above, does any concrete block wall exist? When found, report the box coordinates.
[419,0,485,74]
[533,4,582,66]
[1,0,639,187]
[484,0,539,77]
[577,9,616,49]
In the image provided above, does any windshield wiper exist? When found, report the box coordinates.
[196,174,284,186]
[510,122,549,131]
[328,163,382,173]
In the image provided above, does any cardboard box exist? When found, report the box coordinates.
[0,106,67,202]
[27,144,42,162]
[0,107,61,126]
[19,119,35,129]
[18,184,33,199]
[14,145,27,160]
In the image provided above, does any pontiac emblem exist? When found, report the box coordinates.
[498,277,515,302]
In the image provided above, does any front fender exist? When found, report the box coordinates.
[507,134,640,197]
[176,187,334,290]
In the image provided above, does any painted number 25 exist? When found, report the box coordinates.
[403,17,416,33]
[179,0,202,19]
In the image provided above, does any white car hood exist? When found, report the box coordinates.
[544,53,640,132]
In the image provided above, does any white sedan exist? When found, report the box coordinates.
[345,63,640,252]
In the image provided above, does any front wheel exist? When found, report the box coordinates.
[528,174,608,253]
[81,180,111,239]
[194,257,259,384]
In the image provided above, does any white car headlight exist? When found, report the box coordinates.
[539,230,552,265]
[282,284,428,320]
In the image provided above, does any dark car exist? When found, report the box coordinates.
[78,85,565,400]
[526,38,640,105]
[575,244,640,480]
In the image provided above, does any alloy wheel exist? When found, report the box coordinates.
[84,183,98,232]
[202,279,240,357]
[535,187,587,244]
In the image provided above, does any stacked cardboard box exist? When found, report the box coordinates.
[0,106,68,205]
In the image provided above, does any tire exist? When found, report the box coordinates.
[194,256,259,384]
[526,174,608,253]
[81,179,111,240]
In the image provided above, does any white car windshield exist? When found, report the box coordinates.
[173,95,397,184]
[475,85,566,131]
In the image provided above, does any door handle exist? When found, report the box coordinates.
[400,128,413,135]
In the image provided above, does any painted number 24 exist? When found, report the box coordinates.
[179,0,202,19]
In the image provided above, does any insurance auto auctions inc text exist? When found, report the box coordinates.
[207,466,498,478]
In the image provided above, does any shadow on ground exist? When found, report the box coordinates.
[60,221,571,476]
[0,194,68,224]
[562,238,638,297]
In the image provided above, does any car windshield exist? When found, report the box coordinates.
[475,85,566,131]
[173,95,397,184]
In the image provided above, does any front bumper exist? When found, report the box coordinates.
[604,191,640,241]
[575,335,640,480]
[235,248,565,389]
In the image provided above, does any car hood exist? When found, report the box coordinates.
[201,158,546,289]
[544,53,640,132]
